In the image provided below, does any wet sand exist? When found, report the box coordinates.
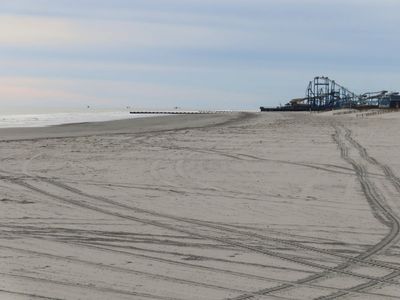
[1,111,400,300]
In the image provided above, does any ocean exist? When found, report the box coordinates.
[0,108,159,128]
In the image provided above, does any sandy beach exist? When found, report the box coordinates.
[1,111,400,300]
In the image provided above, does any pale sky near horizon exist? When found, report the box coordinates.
[1,0,399,110]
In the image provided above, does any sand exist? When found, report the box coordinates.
[1,111,400,300]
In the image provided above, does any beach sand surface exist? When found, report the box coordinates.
[1,111,400,300]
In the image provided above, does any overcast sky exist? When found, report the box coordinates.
[1,0,399,110]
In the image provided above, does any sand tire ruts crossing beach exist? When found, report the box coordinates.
[1,112,400,299]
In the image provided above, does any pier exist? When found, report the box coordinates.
[130,111,229,115]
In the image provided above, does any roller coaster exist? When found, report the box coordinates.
[260,76,400,111]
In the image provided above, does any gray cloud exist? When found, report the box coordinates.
[0,0,399,109]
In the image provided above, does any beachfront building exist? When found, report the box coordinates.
[389,94,400,108]
[378,93,400,108]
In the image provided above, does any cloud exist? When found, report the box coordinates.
[0,15,77,47]
[0,76,263,109]
[2,1,399,57]
[0,14,264,51]
[0,77,98,106]
[0,1,399,109]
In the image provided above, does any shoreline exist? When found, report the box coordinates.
[0,112,252,142]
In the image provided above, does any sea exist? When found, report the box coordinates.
[0,107,160,128]
[0,107,164,128]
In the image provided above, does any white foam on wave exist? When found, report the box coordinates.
[0,110,158,128]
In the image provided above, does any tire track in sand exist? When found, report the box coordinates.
[3,149,400,288]
[3,115,400,299]
[32,173,400,277]
[3,240,398,299]
[3,179,399,300]
[228,123,400,300]
[3,175,400,289]
[0,272,181,300]
[314,124,400,299]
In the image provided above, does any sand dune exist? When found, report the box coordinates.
[1,111,400,300]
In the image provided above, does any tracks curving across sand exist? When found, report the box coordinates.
[229,119,400,300]
[1,112,400,299]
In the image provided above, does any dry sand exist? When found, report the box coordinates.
[1,111,400,300]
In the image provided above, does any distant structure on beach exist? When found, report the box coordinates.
[129,110,228,115]
[261,76,400,111]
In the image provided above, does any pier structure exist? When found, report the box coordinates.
[261,76,399,111]
[130,110,232,115]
